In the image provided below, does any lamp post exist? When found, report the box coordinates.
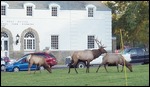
[16,34,20,45]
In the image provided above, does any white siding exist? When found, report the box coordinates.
[1,7,112,51]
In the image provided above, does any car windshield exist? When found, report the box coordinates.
[121,48,130,54]
[49,53,56,58]
[16,55,27,62]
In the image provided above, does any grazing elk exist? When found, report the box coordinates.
[26,54,52,74]
[96,53,133,73]
[68,39,107,73]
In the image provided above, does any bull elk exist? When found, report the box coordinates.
[68,39,107,73]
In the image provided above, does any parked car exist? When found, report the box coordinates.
[23,52,57,66]
[65,55,104,68]
[1,58,5,71]
[2,56,17,65]
[122,47,149,64]
[8,58,16,64]
[3,56,10,65]
[1,57,16,71]
[5,52,57,72]
[65,53,131,68]
[90,56,103,65]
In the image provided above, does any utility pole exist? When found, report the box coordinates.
[120,29,124,51]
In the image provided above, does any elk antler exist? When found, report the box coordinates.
[94,38,105,48]
[94,38,101,48]
[97,39,105,47]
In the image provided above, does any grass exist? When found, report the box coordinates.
[1,64,149,86]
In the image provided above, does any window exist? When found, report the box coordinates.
[1,32,8,51]
[52,6,57,16]
[26,6,33,16]
[24,32,35,50]
[88,7,94,17]
[1,32,8,37]
[88,36,95,49]
[24,3,35,16]
[51,35,58,49]
[1,5,6,15]
[4,41,8,50]
[86,4,96,18]
[1,2,9,16]
[49,3,60,17]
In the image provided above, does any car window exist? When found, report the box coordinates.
[34,53,47,58]
[137,48,144,55]
[17,56,26,62]
[49,53,56,58]
[122,49,130,54]
[20,58,27,63]
[129,49,137,54]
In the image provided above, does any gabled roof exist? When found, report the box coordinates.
[1,1,111,11]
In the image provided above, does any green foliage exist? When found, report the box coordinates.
[104,1,149,48]
[1,64,149,86]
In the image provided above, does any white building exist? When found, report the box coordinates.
[1,1,112,63]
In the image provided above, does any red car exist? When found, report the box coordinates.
[24,52,57,66]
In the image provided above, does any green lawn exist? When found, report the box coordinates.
[1,64,149,86]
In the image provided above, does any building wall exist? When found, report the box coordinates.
[1,2,112,64]
[2,10,111,49]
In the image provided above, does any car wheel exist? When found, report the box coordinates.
[77,62,86,68]
[1,65,5,71]
[13,67,19,72]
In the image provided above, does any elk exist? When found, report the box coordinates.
[68,39,107,73]
[96,53,133,73]
[26,54,52,74]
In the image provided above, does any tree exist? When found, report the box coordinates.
[103,1,149,49]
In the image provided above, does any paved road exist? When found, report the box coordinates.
[2,63,148,72]
[52,65,68,69]
[52,63,146,69]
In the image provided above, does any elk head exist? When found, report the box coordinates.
[94,38,107,53]
[126,62,133,72]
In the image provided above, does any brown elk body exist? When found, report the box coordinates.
[96,53,133,73]
[68,39,107,73]
[26,54,52,74]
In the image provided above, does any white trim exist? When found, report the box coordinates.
[50,35,59,50]
[1,2,9,7]
[23,3,36,9]
[86,4,96,10]
[49,3,60,17]
[24,37,35,51]
[87,35,95,49]
[1,2,9,16]
[1,36,9,57]
[24,3,35,17]
[86,4,96,18]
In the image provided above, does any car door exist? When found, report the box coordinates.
[129,49,138,63]
[136,48,145,63]
[18,57,29,71]
[19,57,37,71]
[90,56,103,65]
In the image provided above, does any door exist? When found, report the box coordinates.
[1,32,9,57]
[136,48,145,63]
